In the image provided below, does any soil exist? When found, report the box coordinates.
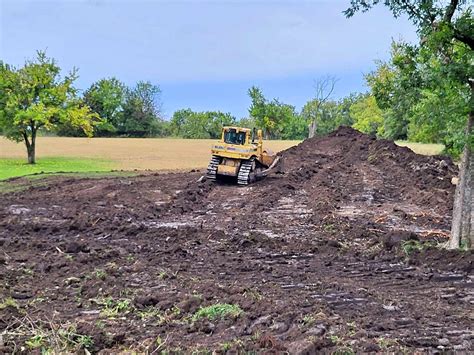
[1,127,472,353]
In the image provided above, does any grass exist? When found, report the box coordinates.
[0,157,114,180]
[192,303,243,321]
[0,137,300,172]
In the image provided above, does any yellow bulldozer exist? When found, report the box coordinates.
[206,126,282,185]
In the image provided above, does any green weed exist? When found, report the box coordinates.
[323,223,335,232]
[377,337,398,349]
[330,335,341,345]
[0,297,19,310]
[137,307,164,322]
[25,334,44,349]
[94,268,107,280]
[302,314,316,326]
[192,303,242,321]
[23,323,93,352]
[92,297,133,318]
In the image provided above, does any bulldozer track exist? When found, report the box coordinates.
[237,158,254,185]
[206,156,220,181]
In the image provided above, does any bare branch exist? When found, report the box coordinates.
[444,0,459,24]
[313,75,339,104]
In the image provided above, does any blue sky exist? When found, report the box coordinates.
[0,0,417,119]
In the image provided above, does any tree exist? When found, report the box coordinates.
[0,51,98,164]
[350,94,385,136]
[345,1,474,248]
[170,108,193,136]
[365,43,420,140]
[119,81,163,137]
[170,109,236,139]
[83,78,126,136]
[248,86,274,138]
[237,117,256,131]
[307,76,338,138]
[301,93,361,137]
[247,86,300,139]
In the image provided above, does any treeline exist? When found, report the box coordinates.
[4,39,470,159]
[57,78,168,137]
[55,53,469,159]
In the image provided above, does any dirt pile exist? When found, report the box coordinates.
[279,126,456,211]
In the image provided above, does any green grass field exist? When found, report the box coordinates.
[0,157,114,180]
[0,137,446,181]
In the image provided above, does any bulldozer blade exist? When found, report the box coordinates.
[256,156,283,179]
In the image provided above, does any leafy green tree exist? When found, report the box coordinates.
[119,81,163,137]
[170,109,235,139]
[247,86,300,139]
[0,51,98,163]
[345,0,474,248]
[236,117,256,130]
[83,77,126,136]
[337,93,360,128]
[279,111,308,140]
[170,108,192,136]
[350,94,385,136]
[248,86,273,138]
[365,43,420,140]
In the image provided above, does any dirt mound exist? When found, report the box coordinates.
[279,126,455,211]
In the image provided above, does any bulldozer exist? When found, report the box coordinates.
[206,126,282,185]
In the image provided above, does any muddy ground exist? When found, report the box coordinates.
[0,127,472,353]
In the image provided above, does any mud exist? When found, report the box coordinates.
[1,127,472,353]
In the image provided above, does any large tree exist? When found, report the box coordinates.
[247,86,300,139]
[83,77,126,136]
[345,0,473,248]
[0,51,98,164]
[119,81,163,137]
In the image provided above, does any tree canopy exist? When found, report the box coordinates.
[0,51,98,163]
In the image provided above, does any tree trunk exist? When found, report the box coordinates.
[27,142,35,164]
[450,110,473,249]
[308,120,317,138]
[23,128,36,164]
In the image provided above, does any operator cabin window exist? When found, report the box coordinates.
[224,129,246,145]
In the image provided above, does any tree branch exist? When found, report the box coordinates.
[453,29,474,50]
[444,0,459,24]
[399,0,426,22]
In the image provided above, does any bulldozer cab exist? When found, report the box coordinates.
[222,127,249,146]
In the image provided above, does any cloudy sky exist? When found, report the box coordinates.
[1,0,417,118]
